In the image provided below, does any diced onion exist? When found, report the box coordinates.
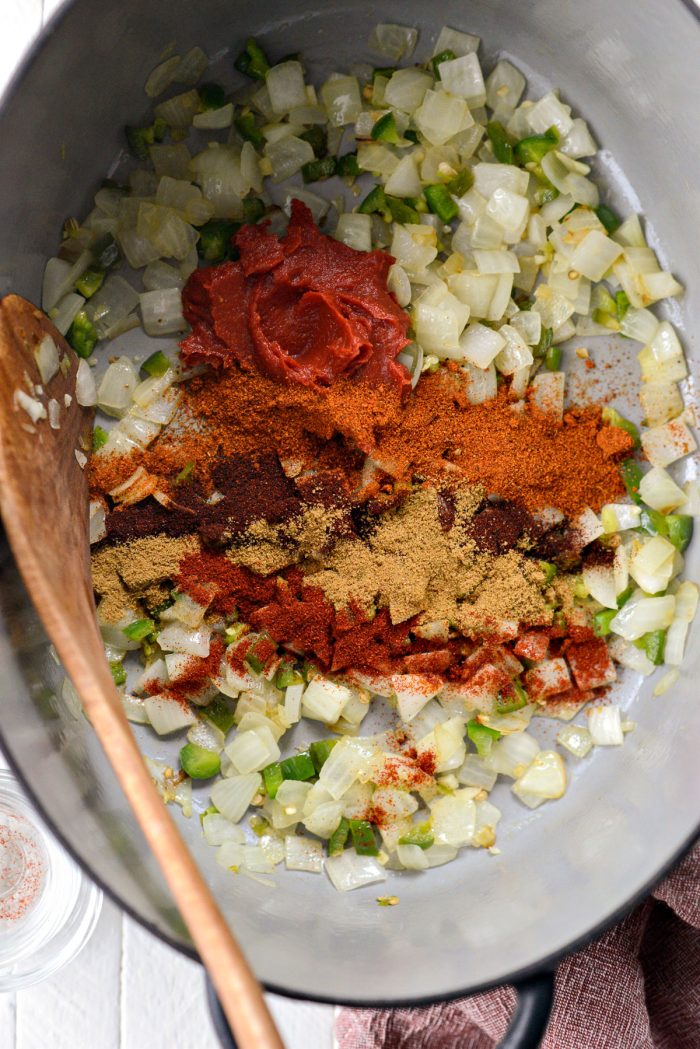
[368,23,418,61]
[320,75,363,127]
[587,704,623,746]
[610,594,675,640]
[226,727,280,774]
[641,419,697,468]
[384,69,432,114]
[556,724,593,758]
[266,61,308,115]
[285,835,324,873]
[512,750,567,808]
[325,851,386,892]
[211,773,262,823]
[335,213,372,253]
[140,288,187,336]
[157,624,210,657]
[203,814,247,847]
[97,357,138,418]
[144,694,196,735]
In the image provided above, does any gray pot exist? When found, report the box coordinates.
[1,2,699,1046]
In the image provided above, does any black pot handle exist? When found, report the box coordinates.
[498,971,555,1049]
[206,970,555,1049]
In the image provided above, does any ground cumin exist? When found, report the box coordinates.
[91,535,198,622]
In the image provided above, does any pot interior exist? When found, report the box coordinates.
[0,0,699,1004]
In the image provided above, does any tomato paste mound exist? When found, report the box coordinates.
[181,200,412,395]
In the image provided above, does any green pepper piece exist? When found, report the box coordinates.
[204,696,237,735]
[539,560,558,585]
[593,608,617,638]
[495,679,528,714]
[349,819,379,856]
[301,156,337,183]
[666,514,693,553]
[125,124,157,160]
[336,152,360,178]
[75,266,104,299]
[309,738,337,773]
[175,461,195,485]
[487,121,514,165]
[398,821,434,849]
[616,583,635,608]
[615,290,630,321]
[234,112,264,150]
[109,661,127,686]
[224,622,247,644]
[141,350,171,378]
[595,204,621,235]
[513,127,559,165]
[467,719,502,757]
[373,66,397,81]
[591,308,620,332]
[533,325,553,359]
[533,182,559,205]
[180,743,221,780]
[67,309,98,359]
[634,629,666,665]
[242,196,266,223]
[123,618,155,642]
[91,233,121,271]
[199,82,226,110]
[280,752,316,781]
[274,664,304,690]
[263,762,284,798]
[445,168,473,197]
[638,506,668,537]
[328,817,351,856]
[197,219,240,263]
[245,652,265,674]
[602,406,641,449]
[403,129,420,144]
[358,185,387,215]
[386,196,421,224]
[371,111,401,144]
[431,49,456,80]
[424,183,459,223]
[92,425,109,451]
[234,37,270,81]
[545,344,562,371]
[299,125,327,158]
[620,459,643,504]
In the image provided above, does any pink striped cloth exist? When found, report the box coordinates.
[336,845,700,1049]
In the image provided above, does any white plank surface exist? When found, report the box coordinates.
[0,5,335,1044]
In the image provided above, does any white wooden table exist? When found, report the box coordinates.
[0,3,335,1046]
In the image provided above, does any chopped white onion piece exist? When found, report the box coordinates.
[144,694,196,735]
[641,419,697,468]
[226,727,280,774]
[415,90,472,147]
[483,732,540,778]
[157,624,210,657]
[530,371,565,420]
[512,751,567,809]
[556,724,593,758]
[139,288,187,336]
[325,851,386,892]
[629,535,676,594]
[73,358,96,407]
[192,103,234,130]
[433,26,480,57]
[610,595,675,640]
[384,68,432,114]
[638,467,687,513]
[211,773,262,823]
[430,791,476,847]
[320,75,363,127]
[368,23,418,61]
[654,669,680,697]
[335,213,372,253]
[587,705,623,746]
[285,835,323,873]
[34,334,59,384]
[203,815,247,847]
[302,677,353,723]
[96,357,138,418]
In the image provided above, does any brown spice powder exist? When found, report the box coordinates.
[91,535,198,622]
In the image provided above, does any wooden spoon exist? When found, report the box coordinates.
[0,294,284,1049]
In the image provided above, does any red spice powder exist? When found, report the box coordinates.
[149,636,225,705]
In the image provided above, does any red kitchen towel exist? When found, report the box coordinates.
[336,844,700,1049]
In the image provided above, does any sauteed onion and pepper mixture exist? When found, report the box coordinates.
[29,23,698,892]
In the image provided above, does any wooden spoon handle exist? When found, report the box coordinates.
[69,651,284,1049]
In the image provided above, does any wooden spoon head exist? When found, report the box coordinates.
[0,294,95,630]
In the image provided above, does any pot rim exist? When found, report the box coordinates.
[1,0,699,1009]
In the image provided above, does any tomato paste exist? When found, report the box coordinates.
[181,200,411,394]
